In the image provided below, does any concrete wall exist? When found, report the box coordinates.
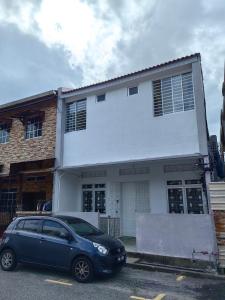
[136,214,217,261]
[54,159,207,217]
[62,63,204,168]
[53,172,79,212]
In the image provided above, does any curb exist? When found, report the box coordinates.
[126,262,225,281]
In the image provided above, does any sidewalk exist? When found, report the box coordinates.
[126,254,225,281]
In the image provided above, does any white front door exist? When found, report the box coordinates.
[121,181,150,236]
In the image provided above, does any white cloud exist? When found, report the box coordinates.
[0,0,225,137]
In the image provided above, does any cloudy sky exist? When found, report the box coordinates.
[0,0,224,137]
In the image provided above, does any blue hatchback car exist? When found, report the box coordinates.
[0,216,126,282]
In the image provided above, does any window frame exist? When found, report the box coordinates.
[153,72,195,117]
[22,219,42,234]
[65,99,87,133]
[25,118,43,140]
[96,94,106,102]
[0,189,17,213]
[128,86,138,96]
[0,124,10,144]
[82,183,106,215]
[166,179,205,214]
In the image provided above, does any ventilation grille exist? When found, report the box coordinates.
[119,166,150,176]
[81,170,107,178]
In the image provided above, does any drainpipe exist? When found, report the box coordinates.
[53,170,66,213]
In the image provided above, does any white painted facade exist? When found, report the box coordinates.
[53,54,215,259]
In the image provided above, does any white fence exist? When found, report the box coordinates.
[136,213,217,261]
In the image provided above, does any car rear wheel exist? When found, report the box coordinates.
[0,249,17,271]
[72,256,94,283]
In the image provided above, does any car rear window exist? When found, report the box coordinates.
[23,219,42,233]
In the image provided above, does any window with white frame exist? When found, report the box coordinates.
[65,99,86,132]
[153,72,194,116]
[82,184,106,214]
[0,124,9,144]
[25,118,42,139]
[167,179,204,214]
[128,86,138,96]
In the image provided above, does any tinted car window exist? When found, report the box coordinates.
[42,220,69,239]
[23,220,42,233]
[16,220,25,230]
[58,217,102,237]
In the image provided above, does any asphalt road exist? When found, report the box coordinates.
[0,264,224,300]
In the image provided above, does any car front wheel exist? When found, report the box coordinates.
[0,249,17,271]
[72,256,94,283]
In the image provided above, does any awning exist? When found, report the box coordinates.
[9,158,55,175]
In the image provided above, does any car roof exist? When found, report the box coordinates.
[14,215,84,222]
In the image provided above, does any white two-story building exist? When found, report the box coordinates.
[53,54,217,261]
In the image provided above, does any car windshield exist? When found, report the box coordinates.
[57,217,103,237]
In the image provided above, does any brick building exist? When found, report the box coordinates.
[0,91,57,232]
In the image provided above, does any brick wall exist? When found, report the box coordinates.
[0,99,56,174]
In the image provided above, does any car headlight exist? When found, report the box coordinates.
[93,242,108,255]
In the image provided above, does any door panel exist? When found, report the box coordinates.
[39,236,72,269]
[14,219,43,263]
[39,220,72,269]
[121,181,149,237]
[136,182,150,213]
[14,232,42,263]
[122,183,136,236]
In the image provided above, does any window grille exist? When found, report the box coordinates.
[119,166,150,176]
[167,180,204,214]
[0,189,17,213]
[65,99,86,132]
[0,124,9,144]
[168,188,184,213]
[153,72,194,116]
[81,170,106,178]
[25,118,42,139]
[82,183,106,214]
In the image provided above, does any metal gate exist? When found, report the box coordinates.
[0,189,17,236]
[99,217,120,238]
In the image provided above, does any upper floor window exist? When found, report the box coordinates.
[153,72,194,117]
[0,124,9,144]
[96,94,105,102]
[25,118,42,139]
[65,99,86,132]
[128,86,138,96]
